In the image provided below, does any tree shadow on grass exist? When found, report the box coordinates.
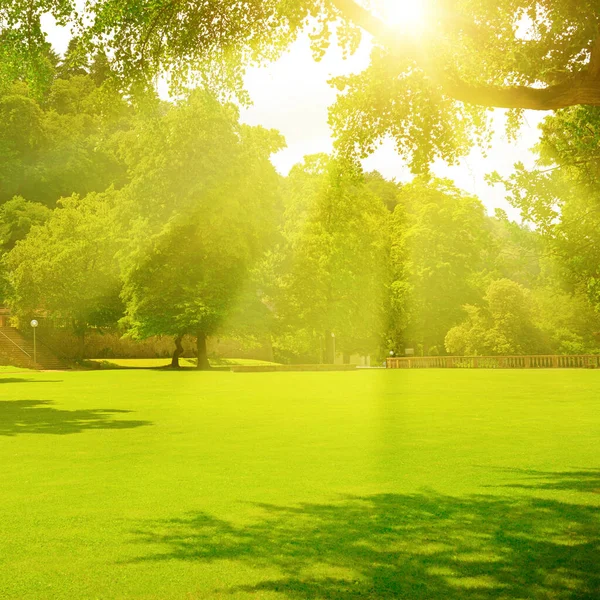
[0,378,62,384]
[484,468,600,496]
[127,478,600,598]
[0,400,151,436]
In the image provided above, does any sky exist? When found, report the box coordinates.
[41,11,549,220]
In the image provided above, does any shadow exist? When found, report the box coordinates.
[127,488,600,599]
[82,360,230,372]
[0,378,62,384]
[485,468,600,495]
[0,400,151,436]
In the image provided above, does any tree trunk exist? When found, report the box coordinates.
[171,335,184,368]
[196,331,211,370]
[343,352,351,365]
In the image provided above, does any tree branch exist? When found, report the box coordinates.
[588,26,600,77]
[331,0,600,110]
[437,75,600,110]
[330,0,388,40]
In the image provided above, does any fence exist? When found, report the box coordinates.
[386,355,600,369]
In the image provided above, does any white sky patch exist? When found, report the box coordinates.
[379,0,428,32]
[241,35,371,173]
[40,12,73,55]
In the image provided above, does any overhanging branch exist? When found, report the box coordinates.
[438,76,600,110]
[331,0,600,110]
[330,0,388,39]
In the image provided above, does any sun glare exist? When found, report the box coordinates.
[380,0,427,31]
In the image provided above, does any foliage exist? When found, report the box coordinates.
[389,178,490,354]
[532,285,600,354]
[363,171,402,212]
[1,41,599,361]
[443,277,600,356]
[492,106,600,311]
[118,90,283,365]
[3,191,123,336]
[7,1,600,172]
[0,73,133,207]
[0,196,51,254]
[445,279,547,356]
[267,155,389,361]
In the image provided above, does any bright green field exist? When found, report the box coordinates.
[1,370,599,599]
[88,358,281,369]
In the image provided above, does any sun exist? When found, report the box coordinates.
[380,0,427,31]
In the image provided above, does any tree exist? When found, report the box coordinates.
[7,1,600,171]
[0,72,133,207]
[484,210,544,290]
[389,178,490,354]
[445,279,547,356]
[57,37,89,79]
[118,91,283,369]
[0,196,51,254]
[364,171,402,212]
[268,155,389,363]
[0,93,46,202]
[121,216,250,369]
[3,191,123,355]
[0,196,52,304]
[492,105,600,311]
[532,285,600,354]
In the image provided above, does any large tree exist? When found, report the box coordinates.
[6,1,600,171]
[445,279,548,356]
[118,91,283,369]
[0,72,132,207]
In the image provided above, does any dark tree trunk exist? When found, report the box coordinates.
[196,331,211,370]
[343,352,351,365]
[171,335,184,368]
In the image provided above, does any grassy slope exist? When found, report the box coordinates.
[0,370,599,599]
[0,365,34,373]
[88,358,280,368]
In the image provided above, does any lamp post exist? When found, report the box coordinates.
[30,319,38,367]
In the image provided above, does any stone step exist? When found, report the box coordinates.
[0,327,67,370]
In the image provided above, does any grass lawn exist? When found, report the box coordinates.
[88,358,281,369]
[0,365,34,373]
[1,370,599,599]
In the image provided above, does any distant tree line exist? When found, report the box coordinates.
[1,50,600,367]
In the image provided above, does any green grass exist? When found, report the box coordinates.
[88,357,281,369]
[1,370,599,599]
[0,365,34,373]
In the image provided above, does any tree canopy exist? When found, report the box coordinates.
[118,91,283,367]
[266,155,389,362]
[6,1,600,172]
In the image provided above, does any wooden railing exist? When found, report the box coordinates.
[386,355,600,369]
